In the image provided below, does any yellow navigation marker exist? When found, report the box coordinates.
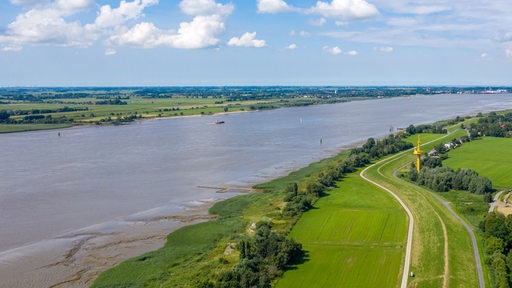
[413,135,423,172]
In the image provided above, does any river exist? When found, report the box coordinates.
[1,93,512,287]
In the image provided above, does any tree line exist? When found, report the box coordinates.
[407,161,493,197]
[480,212,512,288]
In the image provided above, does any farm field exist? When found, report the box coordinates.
[276,172,407,288]
[443,137,512,189]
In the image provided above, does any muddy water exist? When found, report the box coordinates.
[1,93,512,287]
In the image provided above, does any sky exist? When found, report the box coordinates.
[0,0,511,86]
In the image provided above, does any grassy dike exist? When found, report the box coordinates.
[93,126,493,287]
[365,133,482,288]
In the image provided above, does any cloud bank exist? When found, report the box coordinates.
[0,0,234,51]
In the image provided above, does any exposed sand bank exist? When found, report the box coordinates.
[0,200,219,288]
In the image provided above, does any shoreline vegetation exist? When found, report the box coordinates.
[0,86,508,134]
[92,112,512,287]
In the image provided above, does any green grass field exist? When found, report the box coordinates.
[276,172,406,288]
[443,137,512,189]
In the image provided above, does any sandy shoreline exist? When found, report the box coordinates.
[0,200,220,288]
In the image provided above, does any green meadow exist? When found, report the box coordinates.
[276,172,406,288]
[443,137,512,189]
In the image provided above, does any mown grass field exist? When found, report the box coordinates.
[276,172,406,288]
[443,137,512,189]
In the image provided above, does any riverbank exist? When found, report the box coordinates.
[0,199,220,288]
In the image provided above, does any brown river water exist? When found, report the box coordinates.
[1,93,512,287]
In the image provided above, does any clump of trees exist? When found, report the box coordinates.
[406,124,447,135]
[351,135,414,159]
[407,160,493,196]
[201,222,304,288]
[480,212,512,288]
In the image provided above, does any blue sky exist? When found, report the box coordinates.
[0,0,511,86]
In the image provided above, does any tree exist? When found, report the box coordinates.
[306,181,324,197]
[490,253,510,288]
[484,193,493,203]
[406,124,416,135]
[408,162,418,181]
[483,212,510,240]
[485,236,505,256]
[0,111,10,122]
[362,137,376,153]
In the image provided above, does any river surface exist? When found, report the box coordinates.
[1,93,512,264]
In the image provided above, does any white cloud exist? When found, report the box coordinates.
[496,32,512,43]
[480,52,488,58]
[1,0,234,51]
[286,43,297,50]
[370,1,450,15]
[0,7,96,48]
[506,48,512,59]
[310,18,327,26]
[346,50,358,55]
[108,22,159,48]
[105,0,231,49]
[323,45,342,55]
[387,17,421,27]
[228,32,266,48]
[56,0,93,12]
[309,0,379,20]
[409,5,451,15]
[257,0,293,14]
[91,0,158,29]
[105,47,117,55]
[2,45,23,52]
[290,30,311,37]
[376,46,393,52]
[180,0,233,16]
[0,0,158,50]
[9,0,48,5]
[109,15,226,49]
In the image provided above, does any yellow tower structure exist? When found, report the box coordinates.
[413,135,423,172]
